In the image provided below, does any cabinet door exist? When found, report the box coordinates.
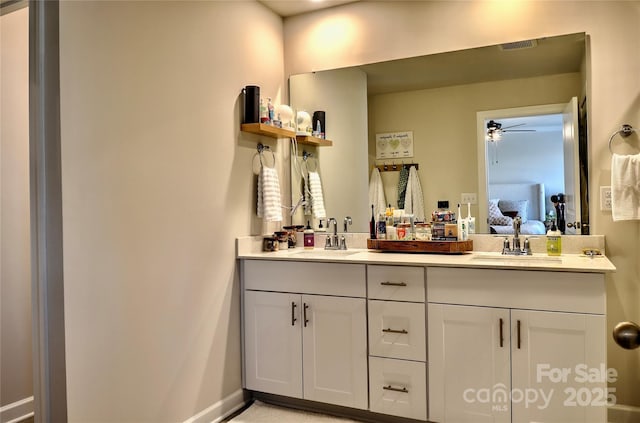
[302,295,368,410]
[428,304,511,423]
[244,291,302,398]
[511,310,606,423]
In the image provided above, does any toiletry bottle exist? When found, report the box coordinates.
[546,221,562,256]
[385,204,393,226]
[260,98,269,124]
[317,219,326,232]
[467,203,476,234]
[267,97,274,124]
[304,221,315,249]
[456,204,468,241]
[377,213,386,240]
[370,205,377,239]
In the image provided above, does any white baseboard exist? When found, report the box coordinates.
[183,389,248,423]
[0,396,34,423]
[609,404,640,423]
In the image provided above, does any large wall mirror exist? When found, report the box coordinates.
[289,32,588,235]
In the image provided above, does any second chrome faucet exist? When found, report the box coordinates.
[502,217,532,255]
[325,217,349,250]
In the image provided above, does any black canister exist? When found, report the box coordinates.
[243,85,260,124]
[312,111,325,135]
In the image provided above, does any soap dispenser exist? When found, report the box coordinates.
[546,221,562,256]
[304,220,315,249]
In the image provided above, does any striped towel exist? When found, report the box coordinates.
[257,165,283,222]
[307,171,326,219]
[404,166,426,221]
[397,165,409,209]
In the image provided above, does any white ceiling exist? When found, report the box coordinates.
[259,0,359,17]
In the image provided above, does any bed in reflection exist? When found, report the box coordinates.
[488,183,547,235]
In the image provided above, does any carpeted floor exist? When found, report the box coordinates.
[227,401,362,423]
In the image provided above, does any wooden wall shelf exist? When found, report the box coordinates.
[295,135,333,147]
[241,123,295,139]
[241,123,333,146]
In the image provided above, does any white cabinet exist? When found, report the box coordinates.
[302,295,368,408]
[369,356,427,421]
[369,300,426,361]
[244,290,302,398]
[367,265,427,421]
[510,309,606,423]
[428,304,511,423]
[242,260,368,410]
[427,267,607,423]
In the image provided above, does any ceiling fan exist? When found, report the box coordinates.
[486,119,536,141]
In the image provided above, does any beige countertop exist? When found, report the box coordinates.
[237,235,616,273]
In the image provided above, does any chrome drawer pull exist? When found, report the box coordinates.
[382,328,408,334]
[380,281,407,287]
[383,385,409,393]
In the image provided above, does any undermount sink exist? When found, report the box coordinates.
[288,249,361,258]
[471,253,562,264]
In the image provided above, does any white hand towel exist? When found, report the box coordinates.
[257,165,283,222]
[404,166,426,222]
[368,167,387,219]
[308,171,327,219]
[611,153,640,221]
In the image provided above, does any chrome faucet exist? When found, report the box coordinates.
[325,218,339,250]
[512,216,522,251]
[325,217,347,250]
[343,216,352,233]
[502,217,531,255]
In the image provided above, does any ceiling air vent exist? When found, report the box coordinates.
[499,39,538,51]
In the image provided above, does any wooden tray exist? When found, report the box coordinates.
[367,239,473,254]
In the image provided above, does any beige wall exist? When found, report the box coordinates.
[285,0,640,406]
[368,72,581,220]
[59,1,284,421]
[0,4,33,411]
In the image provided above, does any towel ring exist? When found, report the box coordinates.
[608,124,637,154]
[253,143,276,172]
[302,151,318,173]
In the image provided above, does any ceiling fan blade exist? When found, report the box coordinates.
[501,123,527,130]
[503,129,536,133]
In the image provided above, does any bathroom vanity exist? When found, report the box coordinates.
[237,237,615,423]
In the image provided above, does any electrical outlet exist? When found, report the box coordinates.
[600,186,612,211]
[461,193,477,205]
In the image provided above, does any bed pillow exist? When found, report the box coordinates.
[488,199,513,226]
[498,199,529,223]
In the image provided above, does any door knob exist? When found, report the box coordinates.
[566,222,581,229]
[613,321,640,350]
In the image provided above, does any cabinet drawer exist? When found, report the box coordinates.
[427,267,605,314]
[367,265,425,302]
[243,260,366,297]
[369,300,426,361]
[369,356,427,421]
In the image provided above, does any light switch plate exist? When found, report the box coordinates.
[600,186,612,211]
[461,193,477,205]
